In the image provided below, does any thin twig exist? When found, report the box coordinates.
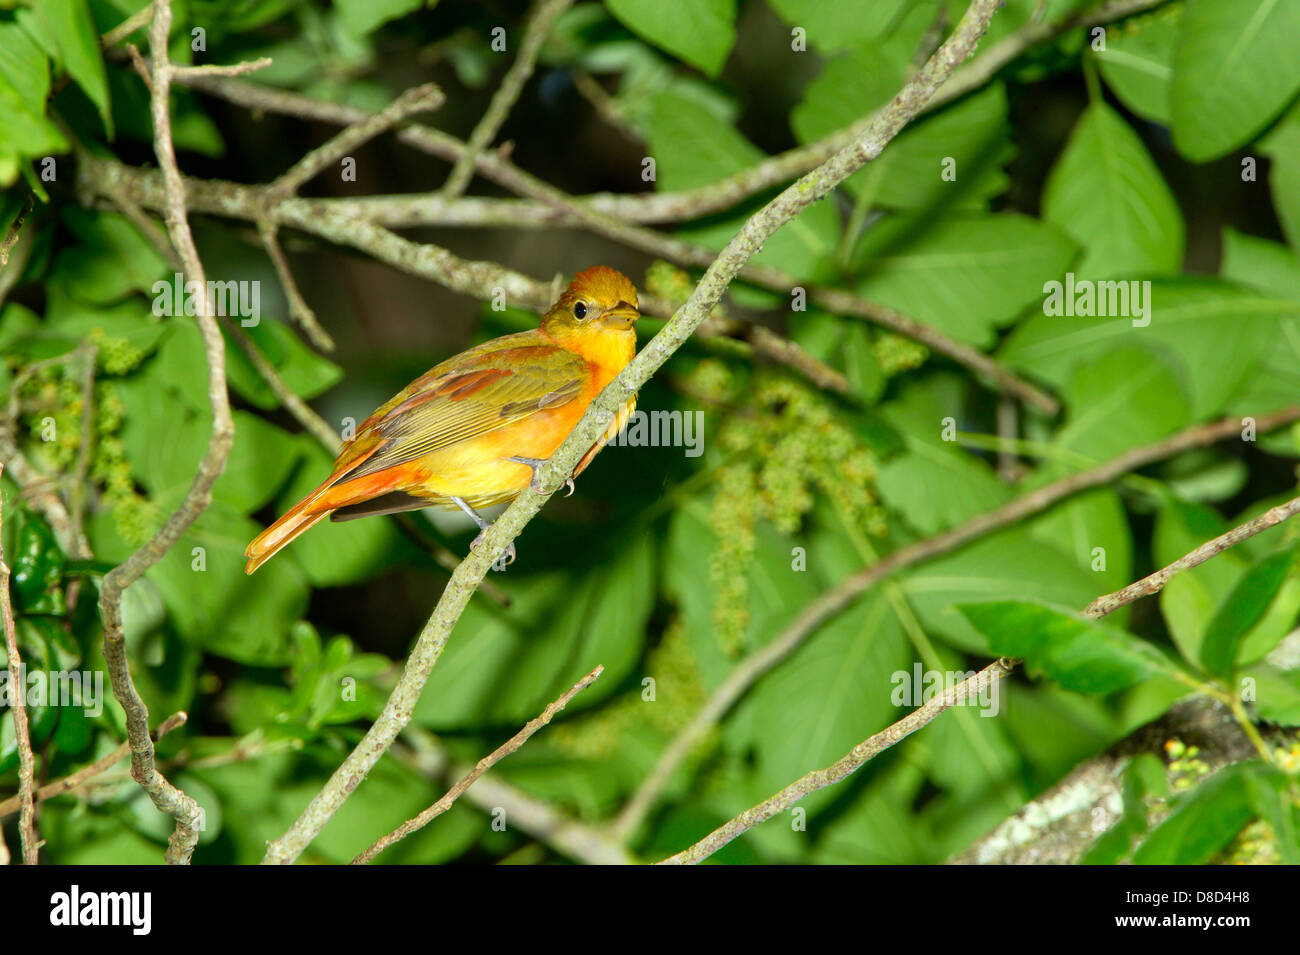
[260,0,1007,867]
[657,658,1016,864]
[172,58,272,81]
[0,192,35,271]
[0,713,187,818]
[257,220,334,351]
[352,664,604,864]
[63,344,97,614]
[440,0,574,198]
[97,0,235,865]
[658,484,1300,863]
[0,463,39,863]
[613,406,1300,839]
[1083,497,1300,618]
[394,724,637,864]
[266,83,444,201]
[100,5,152,48]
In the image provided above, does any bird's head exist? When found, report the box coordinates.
[542,266,640,345]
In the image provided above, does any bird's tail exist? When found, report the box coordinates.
[244,492,332,575]
[245,446,411,574]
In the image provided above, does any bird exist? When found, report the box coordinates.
[244,266,640,574]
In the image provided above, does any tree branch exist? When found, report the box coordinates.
[83,158,848,394]
[352,664,603,864]
[266,83,444,201]
[259,0,1008,866]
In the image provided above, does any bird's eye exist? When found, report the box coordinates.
[573,301,588,320]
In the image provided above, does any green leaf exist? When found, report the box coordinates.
[853,213,1076,348]
[1244,664,1300,726]
[1170,0,1300,161]
[956,599,1183,694]
[1043,102,1184,277]
[0,22,67,159]
[1221,229,1300,300]
[1000,279,1300,419]
[1081,751,1166,864]
[1200,549,1296,678]
[649,89,839,281]
[747,592,913,809]
[1259,107,1300,251]
[49,208,169,305]
[145,497,310,665]
[415,536,656,728]
[1027,488,1134,596]
[1054,345,1189,460]
[334,0,425,38]
[903,534,1103,655]
[766,0,910,53]
[605,0,736,76]
[1096,5,1178,124]
[25,0,113,137]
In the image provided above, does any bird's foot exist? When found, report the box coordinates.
[472,528,516,567]
[453,495,516,567]
[507,455,575,497]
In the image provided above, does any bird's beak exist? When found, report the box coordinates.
[603,301,639,329]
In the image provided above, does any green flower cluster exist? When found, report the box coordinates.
[692,359,887,657]
[873,332,929,377]
[11,332,158,547]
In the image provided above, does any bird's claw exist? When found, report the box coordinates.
[472,529,516,568]
[510,455,575,497]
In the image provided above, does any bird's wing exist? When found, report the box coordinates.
[337,342,588,481]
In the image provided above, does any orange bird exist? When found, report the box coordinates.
[244,266,640,574]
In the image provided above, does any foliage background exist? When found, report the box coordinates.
[3,0,1300,864]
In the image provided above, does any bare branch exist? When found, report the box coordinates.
[257,220,335,351]
[162,1,1167,226]
[267,83,445,201]
[0,192,35,271]
[96,0,236,865]
[171,58,272,81]
[85,159,847,393]
[0,463,39,863]
[657,658,1017,864]
[352,665,604,864]
[1084,497,1300,618]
